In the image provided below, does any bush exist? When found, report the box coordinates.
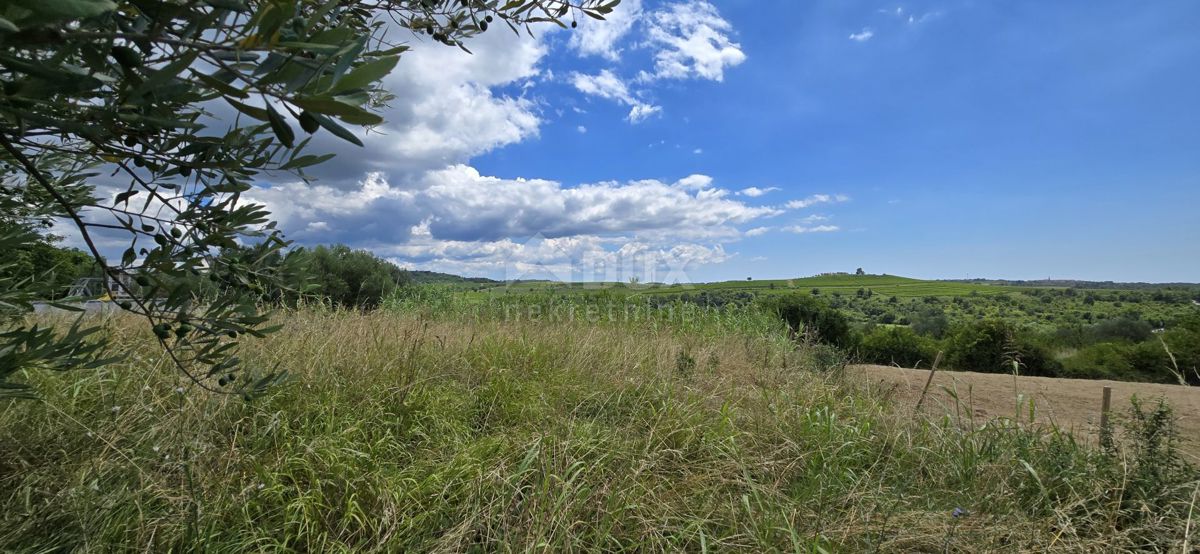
[1090,317,1153,343]
[293,245,411,309]
[858,326,936,368]
[1060,343,1134,380]
[945,320,1013,373]
[0,233,98,299]
[945,320,1060,376]
[1126,341,1180,383]
[1160,326,1200,385]
[762,293,853,348]
[1060,314,1200,384]
[909,309,950,338]
[1103,397,1195,545]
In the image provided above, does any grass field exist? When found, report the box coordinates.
[459,273,1200,339]
[2,308,1196,551]
[471,274,1028,299]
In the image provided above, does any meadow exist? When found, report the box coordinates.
[469,274,1022,299]
[1,305,1197,552]
[6,0,1197,551]
[468,274,1198,323]
[440,273,1200,384]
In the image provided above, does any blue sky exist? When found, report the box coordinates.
[247,0,1200,283]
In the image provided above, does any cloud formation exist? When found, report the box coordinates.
[849,28,874,42]
[569,0,644,60]
[566,0,745,121]
[782,224,840,234]
[249,168,788,279]
[571,69,662,122]
[738,186,780,197]
[880,6,943,26]
[640,0,747,82]
[220,4,836,279]
[292,27,547,184]
[785,194,850,209]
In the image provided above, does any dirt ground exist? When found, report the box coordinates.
[851,364,1200,460]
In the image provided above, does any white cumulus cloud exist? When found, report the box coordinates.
[849,28,874,42]
[223,13,834,280]
[782,225,840,234]
[568,0,644,60]
[249,168,788,279]
[571,69,662,123]
[785,194,850,209]
[562,0,744,124]
[297,27,547,184]
[738,186,781,197]
[640,0,746,82]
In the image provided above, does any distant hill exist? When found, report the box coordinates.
[405,270,497,285]
[468,273,1025,299]
[403,270,1200,295]
[667,273,1014,298]
[947,278,1200,290]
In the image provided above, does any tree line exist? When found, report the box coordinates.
[1,239,412,310]
[764,293,1200,385]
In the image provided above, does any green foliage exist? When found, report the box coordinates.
[1099,397,1196,544]
[382,283,467,317]
[944,320,1061,376]
[0,230,97,299]
[405,269,497,286]
[762,293,854,348]
[858,325,936,368]
[0,197,114,397]
[673,348,696,377]
[0,0,611,393]
[1090,317,1154,343]
[909,308,950,338]
[293,245,409,309]
[0,316,116,398]
[1060,343,1136,380]
[1160,326,1200,385]
[475,275,1197,383]
[1060,341,1178,383]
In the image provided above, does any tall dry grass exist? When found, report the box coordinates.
[0,308,1196,552]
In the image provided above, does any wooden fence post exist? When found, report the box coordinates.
[913,351,944,414]
[1099,386,1113,431]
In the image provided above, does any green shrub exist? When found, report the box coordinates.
[909,309,950,338]
[1061,328,1199,384]
[858,326,937,368]
[1102,397,1195,545]
[761,293,854,348]
[293,245,411,309]
[1060,343,1134,380]
[1126,341,1180,383]
[945,320,1060,376]
[1090,317,1153,343]
[1160,326,1200,385]
[0,232,98,299]
[945,320,1015,373]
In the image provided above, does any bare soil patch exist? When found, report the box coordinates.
[852,364,1200,459]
